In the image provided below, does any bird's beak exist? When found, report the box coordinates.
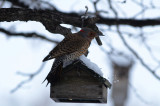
[96,32,105,37]
[96,31,105,37]
[95,34,104,38]
[98,34,105,36]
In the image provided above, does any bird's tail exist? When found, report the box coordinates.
[43,55,53,62]
[43,58,63,86]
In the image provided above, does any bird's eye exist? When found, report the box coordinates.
[89,32,95,37]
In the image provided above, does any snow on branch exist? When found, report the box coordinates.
[0,8,103,45]
[5,0,160,27]
[0,8,72,36]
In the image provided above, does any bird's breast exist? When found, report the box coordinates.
[63,42,90,62]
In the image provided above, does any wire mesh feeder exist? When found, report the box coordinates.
[50,60,111,103]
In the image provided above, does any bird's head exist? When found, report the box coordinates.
[78,27,103,40]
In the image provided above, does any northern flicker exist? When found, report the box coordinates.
[43,27,103,85]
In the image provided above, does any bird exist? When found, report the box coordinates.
[42,27,103,86]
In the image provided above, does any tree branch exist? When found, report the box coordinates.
[0,8,160,35]
[116,25,160,80]
[128,82,152,105]
[0,8,104,45]
[0,28,59,43]
[11,63,46,93]
[98,17,160,27]
[0,8,73,35]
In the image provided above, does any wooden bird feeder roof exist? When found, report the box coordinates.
[50,60,111,103]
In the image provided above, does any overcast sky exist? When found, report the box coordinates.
[0,0,160,106]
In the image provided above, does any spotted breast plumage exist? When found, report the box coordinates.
[43,27,102,85]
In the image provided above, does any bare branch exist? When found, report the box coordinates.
[0,8,105,38]
[0,28,59,43]
[98,17,160,27]
[106,0,160,80]
[116,25,160,80]
[11,63,46,93]
[128,82,152,105]
[108,0,118,17]
[0,8,73,36]
[1,8,160,34]
[143,41,160,64]
[92,0,100,16]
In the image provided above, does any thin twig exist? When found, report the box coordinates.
[143,41,160,63]
[0,28,59,44]
[114,1,127,17]
[128,82,152,105]
[93,0,100,16]
[108,0,118,18]
[11,63,46,93]
[116,25,160,80]
[108,0,160,80]
[107,27,160,66]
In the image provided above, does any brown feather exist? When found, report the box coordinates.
[43,33,90,61]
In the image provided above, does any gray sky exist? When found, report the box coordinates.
[0,0,160,106]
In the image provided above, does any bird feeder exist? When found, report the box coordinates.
[50,60,111,103]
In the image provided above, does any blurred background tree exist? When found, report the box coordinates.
[0,0,160,106]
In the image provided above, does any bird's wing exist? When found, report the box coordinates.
[43,57,63,86]
[43,35,89,62]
